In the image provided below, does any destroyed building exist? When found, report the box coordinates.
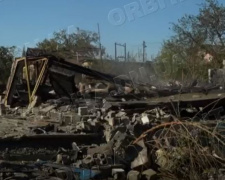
[0,48,224,180]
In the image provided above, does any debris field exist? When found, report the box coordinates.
[0,48,224,180]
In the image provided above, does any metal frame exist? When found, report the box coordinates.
[4,57,25,107]
[4,57,49,107]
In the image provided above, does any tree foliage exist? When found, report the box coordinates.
[155,0,225,81]
[37,28,103,60]
[0,46,15,84]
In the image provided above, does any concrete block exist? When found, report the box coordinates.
[127,170,140,180]
[78,107,88,116]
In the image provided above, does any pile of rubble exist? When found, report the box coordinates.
[0,49,224,180]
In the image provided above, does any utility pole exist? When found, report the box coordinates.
[143,41,147,62]
[115,43,127,61]
[97,23,103,68]
[115,43,117,61]
[124,43,127,61]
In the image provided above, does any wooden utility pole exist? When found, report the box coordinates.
[97,23,103,68]
[143,41,147,62]
[115,43,117,61]
[124,43,127,61]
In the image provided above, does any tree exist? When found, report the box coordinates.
[0,46,15,84]
[37,28,104,60]
[155,0,225,81]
